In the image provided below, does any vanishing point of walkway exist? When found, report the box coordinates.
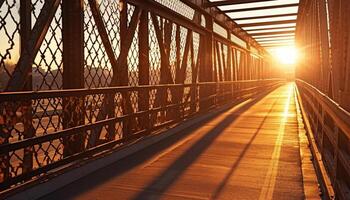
[42,83,318,200]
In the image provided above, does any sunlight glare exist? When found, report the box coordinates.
[272,46,298,65]
[271,46,298,65]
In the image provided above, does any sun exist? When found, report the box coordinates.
[271,46,298,65]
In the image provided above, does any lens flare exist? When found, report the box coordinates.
[271,46,298,65]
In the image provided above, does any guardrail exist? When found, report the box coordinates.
[0,79,283,192]
[296,79,350,200]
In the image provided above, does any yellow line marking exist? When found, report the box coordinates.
[259,84,293,200]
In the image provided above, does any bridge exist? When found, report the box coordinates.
[0,0,349,199]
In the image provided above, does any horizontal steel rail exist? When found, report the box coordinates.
[0,80,279,101]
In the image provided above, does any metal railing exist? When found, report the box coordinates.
[0,79,282,191]
[296,79,350,200]
[0,0,281,194]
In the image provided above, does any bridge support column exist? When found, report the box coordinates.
[62,0,85,157]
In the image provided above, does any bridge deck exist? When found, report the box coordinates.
[42,83,317,200]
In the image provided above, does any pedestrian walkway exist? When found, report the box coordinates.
[42,83,318,200]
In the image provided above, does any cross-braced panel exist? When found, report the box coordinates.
[84,0,115,89]
[32,0,63,91]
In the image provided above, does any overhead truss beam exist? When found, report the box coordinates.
[234,13,297,21]
[253,33,294,38]
[239,19,296,27]
[250,30,295,36]
[246,25,295,32]
[260,43,294,47]
[258,39,294,44]
[223,3,299,13]
[256,37,295,42]
[205,0,277,7]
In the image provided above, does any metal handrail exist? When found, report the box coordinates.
[296,79,350,200]
[296,79,350,138]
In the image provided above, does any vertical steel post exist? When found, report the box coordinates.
[20,0,34,175]
[246,46,251,80]
[339,0,350,111]
[62,0,85,157]
[199,15,214,110]
[119,0,132,136]
[138,11,150,131]
[227,34,232,82]
[62,0,84,90]
[318,0,331,95]
[226,34,233,100]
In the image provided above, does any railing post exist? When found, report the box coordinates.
[138,10,150,131]
[227,33,233,100]
[62,0,85,157]
[246,45,251,80]
[199,15,214,110]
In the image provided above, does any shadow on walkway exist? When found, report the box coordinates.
[41,88,278,200]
